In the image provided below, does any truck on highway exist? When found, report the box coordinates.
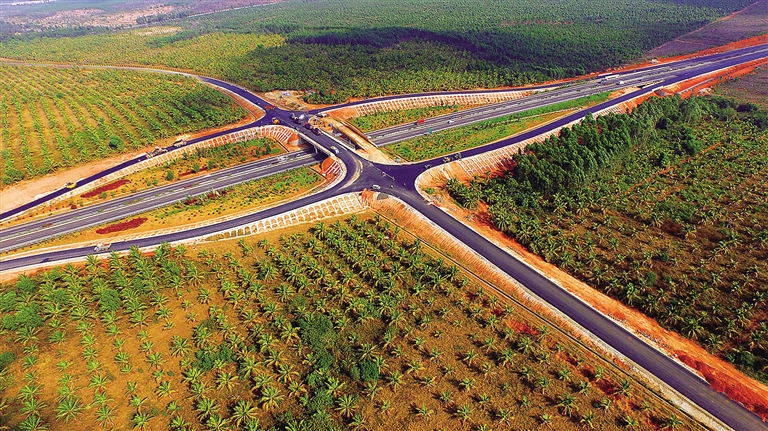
[147,146,168,158]
[415,119,425,126]
[94,243,111,252]
[172,138,186,148]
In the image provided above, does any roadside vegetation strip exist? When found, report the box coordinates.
[447,94,768,390]
[0,64,247,187]
[0,216,698,431]
[387,92,610,161]
[94,217,147,235]
[348,104,463,132]
[80,179,131,199]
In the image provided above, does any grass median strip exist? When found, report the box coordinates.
[349,104,465,132]
[386,92,611,161]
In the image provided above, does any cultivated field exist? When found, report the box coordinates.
[447,95,768,383]
[715,65,768,109]
[0,216,697,430]
[0,0,754,103]
[0,65,247,186]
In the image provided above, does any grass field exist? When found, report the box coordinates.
[387,92,610,161]
[714,66,768,109]
[0,216,697,430]
[0,65,247,186]
[448,95,768,382]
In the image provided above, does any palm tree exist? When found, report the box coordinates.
[132,411,153,430]
[579,410,595,429]
[17,414,47,431]
[463,349,478,367]
[55,396,83,422]
[216,371,237,391]
[557,393,577,417]
[415,402,434,420]
[196,397,219,420]
[455,404,473,424]
[170,415,191,430]
[387,370,403,391]
[206,414,230,431]
[459,377,476,391]
[616,379,631,397]
[663,414,682,430]
[622,414,639,428]
[170,336,190,357]
[156,381,174,397]
[231,400,258,428]
[260,385,284,411]
[96,404,114,427]
[536,376,551,395]
[577,380,591,397]
[496,408,513,426]
[539,413,553,428]
[336,394,358,418]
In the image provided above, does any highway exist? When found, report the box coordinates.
[2,42,768,430]
[0,149,322,253]
[367,44,768,146]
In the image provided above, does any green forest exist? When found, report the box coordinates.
[0,0,757,103]
[447,95,768,381]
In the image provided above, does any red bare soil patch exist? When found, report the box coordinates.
[81,179,130,198]
[96,217,147,234]
[678,352,768,421]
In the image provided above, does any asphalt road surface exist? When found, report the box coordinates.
[2,43,768,431]
[0,149,322,253]
[369,44,768,146]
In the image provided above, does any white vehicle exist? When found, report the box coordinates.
[617,80,625,85]
[447,120,455,124]
[330,146,339,154]
[371,184,381,190]
[94,243,111,252]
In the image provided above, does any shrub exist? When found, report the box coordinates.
[0,352,15,371]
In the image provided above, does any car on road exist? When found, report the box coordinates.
[94,243,111,252]
[271,117,281,125]
[371,184,381,190]
[65,181,77,189]
[330,146,339,154]
[447,119,455,124]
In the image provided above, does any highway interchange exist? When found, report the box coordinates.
[2,42,768,430]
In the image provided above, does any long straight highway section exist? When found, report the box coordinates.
[367,44,768,146]
[0,149,321,254]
